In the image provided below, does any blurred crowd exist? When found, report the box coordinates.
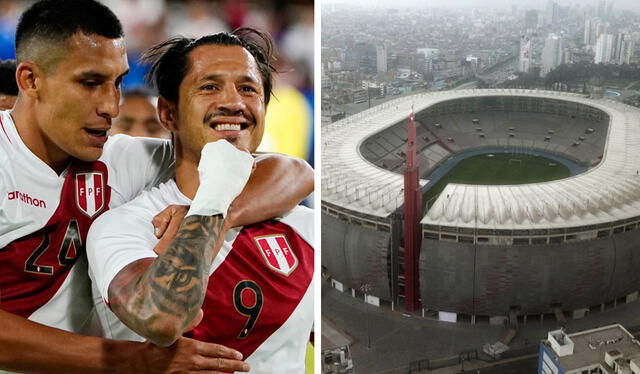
[0,0,314,165]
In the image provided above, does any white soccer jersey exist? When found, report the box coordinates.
[0,110,174,335]
[87,180,314,374]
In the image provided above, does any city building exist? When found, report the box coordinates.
[598,0,614,20]
[352,88,368,104]
[614,33,635,65]
[464,55,479,76]
[595,33,614,64]
[539,325,640,374]
[321,65,332,89]
[416,48,438,74]
[362,80,386,99]
[563,47,573,66]
[545,0,558,26]
[519,35,532,73]
[525,10,538,32]
[377,44,388,73]
[584,18,609,48]
[541,33,564,75]
[584,18,595,46]
[596,22,609,42]
[349,42,377,75]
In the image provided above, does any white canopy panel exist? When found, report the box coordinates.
[322,89,640,228]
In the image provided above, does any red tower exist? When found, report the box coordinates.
[403,109,422,312]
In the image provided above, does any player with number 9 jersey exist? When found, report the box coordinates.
[87,179,314,373]
[86,27,314,373]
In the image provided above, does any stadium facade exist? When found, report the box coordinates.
[322,89,640,323]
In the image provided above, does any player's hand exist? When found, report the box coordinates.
[221,143,254,230]
[187,141,255,218]
[136,336,250,373]
[152,205,188,255]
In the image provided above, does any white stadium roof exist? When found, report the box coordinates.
[321,89,640,229]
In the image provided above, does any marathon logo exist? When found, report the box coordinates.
[7,191,47,208]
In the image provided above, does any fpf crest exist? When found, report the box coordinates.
[254,234,298,276]
[75,171,105,218]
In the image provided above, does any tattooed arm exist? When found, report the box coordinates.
[107,214,225,347]
[88,141,254,348]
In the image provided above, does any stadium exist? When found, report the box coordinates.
[322,88,640,324]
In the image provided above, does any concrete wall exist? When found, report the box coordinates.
[419,239,476,314]
[608,230,640,300]
[322,213,392,299]
[419,229,640,316]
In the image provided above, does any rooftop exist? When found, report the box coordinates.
[545,325,640,372]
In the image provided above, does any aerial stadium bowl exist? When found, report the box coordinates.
[322,89,640,323]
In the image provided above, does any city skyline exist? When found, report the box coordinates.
[321,0,640,372]
[323,0,640,13]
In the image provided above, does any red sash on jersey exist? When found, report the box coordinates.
[188,220,313,358]
[0,161,111,318]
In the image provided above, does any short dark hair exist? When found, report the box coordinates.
[15,0,123,66]
[0,59,18,96]
[142,27,277,105]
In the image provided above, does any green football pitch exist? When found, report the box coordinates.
[423,153,571,208]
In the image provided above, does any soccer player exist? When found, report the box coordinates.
[0,59,17,110]
[110,88,170,139]
[87,29,313,373]
[0,1,312,373]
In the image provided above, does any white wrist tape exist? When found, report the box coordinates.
[187,140,254,218]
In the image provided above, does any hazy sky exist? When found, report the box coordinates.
[323,0,640,14]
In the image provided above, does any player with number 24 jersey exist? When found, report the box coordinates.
[0,110,173,334]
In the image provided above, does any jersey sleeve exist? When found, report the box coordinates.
[86,198,159,303]
[279,206,314,248]
[101,135,175,208]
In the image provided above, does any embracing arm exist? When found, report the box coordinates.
[151,154,314,240]
[226,153,313,228]
[0,309,246,373]
[108,214,225,347]
[0,310,133,374]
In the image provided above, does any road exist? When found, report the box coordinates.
[466,356,538,374]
